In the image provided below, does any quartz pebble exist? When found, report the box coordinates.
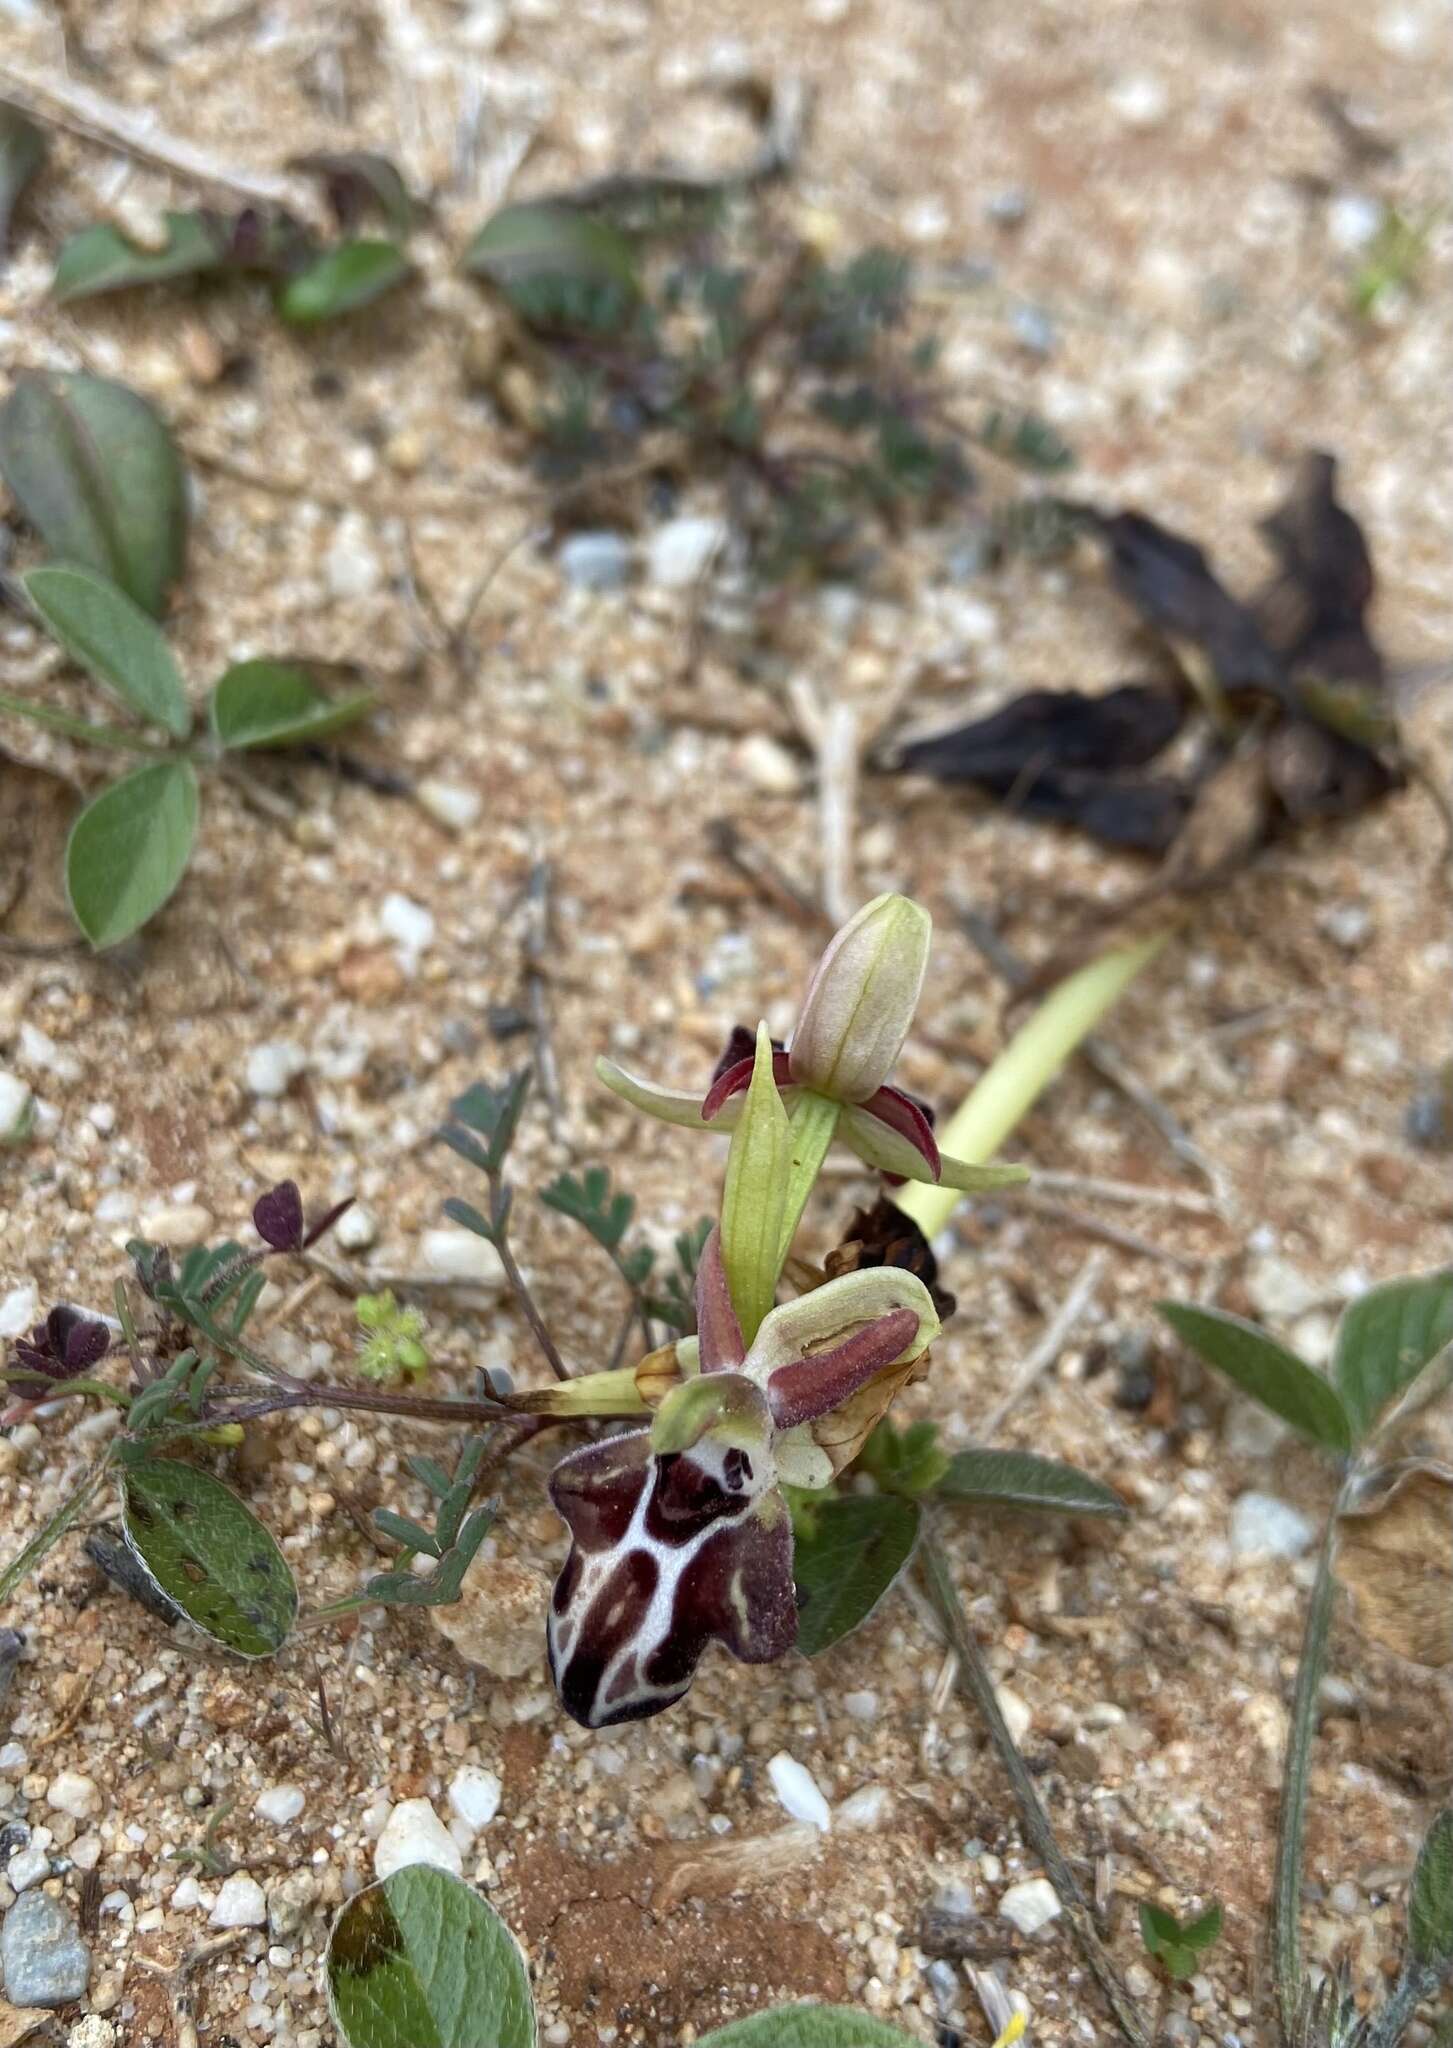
[647,515,726,588]
[6,1841,50,1891]
[995,1686,1032,1745]
[842,1690,879,1723]
[735,734,802,795]
[836,1784,892,1829]
[418,779,483,833]
[374,1798,463,1880]
[1231,1492,1316,1561]
[139,1203,213,1246]
[1,1887,92,2005]
[45,1772,100,1821]
[559,531,633,591]
[447,1765,502,1834]
[325,512,382,600]
[420,1228,506,1290]
[255,1785,305,1825]
[380,893,436,960]
[766,1752,832,1831]
[68,2018,117,2048]
[0,1071,32,1140]
[0,1285,40,1340]
[209,1874,267,1928]
[245,1041,307,1099]
[431,1555,548,1678]
[335,1205,378,1252]
[998,1877,1062,1935]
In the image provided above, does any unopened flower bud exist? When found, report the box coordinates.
[787,893,931,1103]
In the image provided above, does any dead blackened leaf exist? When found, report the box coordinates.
[1092,509,1283,701]
[1255,451,1383,689]
[1337,1463,1453,1668]
[824,1196,957,1322]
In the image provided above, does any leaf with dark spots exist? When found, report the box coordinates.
[1254,450,1381,686]
[1093,509,1284,699]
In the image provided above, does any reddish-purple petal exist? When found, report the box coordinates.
[858,1085,942,1179]
[701,1049,795,1123]
[694,1225,746,1372]
[764,1306,922,1429]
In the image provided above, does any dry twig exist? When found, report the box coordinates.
[978,1248,1106,1439]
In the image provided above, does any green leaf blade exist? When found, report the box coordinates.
[699,2010,919,2047]
[278,240,412,324]
[792,1494,919,1657]
[935,1448,1127,1517]
[52,211,224,301]
[1410,1807,1453,1968]
[119,1455,298,1657]
[65,757,200,948]
[26,565,189,736]
[1157,1301,1351,1454]
[209,658,375,749]
[0,101,47,254]
[326,1867,536,2048]
[462,202,640,334]
[1332,1271,1453,1443]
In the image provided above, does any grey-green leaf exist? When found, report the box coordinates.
[326,1867,536,2048]
[1157,1301,1351,1454]
[698,2009,919,2047]
[119,1453,298,1657]
[0,370,188,614]
[277,240,412,324]
[66,758,199,948]
[1333,1271,1453,1443]
[290,151,415,236]
[462,202,640,333]
[52,211,224,301]
[209,659,375,749]
[793,1494,919,1657]
[26,565,189,736]
[0,101,47,255]
[935,1448,1127,1517]
[1409,1807,1453,1967]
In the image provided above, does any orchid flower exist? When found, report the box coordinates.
[597,893,1026,1210]
[545,1225,939,1727]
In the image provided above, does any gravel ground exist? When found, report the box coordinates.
[1,0,1452,2043]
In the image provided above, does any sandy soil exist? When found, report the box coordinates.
[1,0,1452,2043]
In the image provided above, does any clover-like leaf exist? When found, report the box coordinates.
[65,757,199,948]
[52,211,225,301]
[209,658,375,749]
[792,1493,920,1657]
[0,101,46,255]
[1410,1807,1453,1969]
[1332,1271,1453,1443]
[1157,1301,1352,1454]
[1139,1900,1223,1981]
[278,240,411,324]
[118,1452,298,1657]
[698,2010,920,2047]
[439,1073,531,1178]
[326,1866,536,2048]
[935,1448,1127,1517]
[0,370,188,614]
[463,201,640,334]
[26,565,189,736]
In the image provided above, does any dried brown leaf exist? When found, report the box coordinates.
[1337,1462,1453,1668]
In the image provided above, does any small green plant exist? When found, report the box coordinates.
[0,372,374,946]
[1350,208,1436,319]
[355,1291,431,1383]
[1138,1899,1223,1983]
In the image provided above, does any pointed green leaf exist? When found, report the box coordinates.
[0,101,46,255]
[721,1023,790,1345]
[118,1454,297,1657]
[1410,1808,1453,1968]
[278,239,411,324]
[1157,1301,1351,1454]
[792,1493,919,1657]
[462,202,640,334]
[1139,1899,1222,1981]
[935,1448,1127,1517]
[52,211,225,301]
[1333,1271,1453,1443]
[65,758,199,948]
[699,2010,919,2047]
[209,658,375,750]
[290,151,415,236]
[0,370,188,614]
[26,565,189,735]
[326,1866,536,2048]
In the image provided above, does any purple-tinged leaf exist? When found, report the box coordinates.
[303,1195,356,1249]
[253,1181,305,1252]
[694,1226,746,1371]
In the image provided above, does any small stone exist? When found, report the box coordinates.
[334,1205,378,1253]
[267,1868,318,1942]
[998,1877,1062,1936]
[836,1784,891,1829]
[45,1772,100,1821]
[1,1888,92,2005]
[139,1202,213,1247]
[446,1766,502,1834]
[325,512,383,601]
[245,1041,307,1099]
[380,893,436,960]
[1162,2016,1198,2048]
[417,779,483,834]
[646,516,726,588]
[1231,1492,1316,1561]
[68,2018,117,2048]
[255,1785,305,1825]
[842,1690,879,1723]
[558,531,633,592]
[1108,72,1169,127]
[735,734,802,796]
[1080,1700,1126,1731]
[766,1752,831,1831]
[0,1071,33,1141]
[209,1874,267,1928]
[170,1876,204,1911]
[979,1852,1003,1884]
[1245,1255,1324,1321]
[0,1285,40,1340]
[1326,192,1383,252]
[995,1686,1032,1745]
[1406,1069,1453,1154]
[430,1554,547,1678]
[1125,1962,1156,1999]
[1010,304,1055,355]
[0,1632,21,1709]
[986,186,1032,227]
[420,1228,506,1291]
[1329,1879,1360,1915]
[1318,901,1373,952]
[6,1843,50,1891]
[374,1798,463,1881]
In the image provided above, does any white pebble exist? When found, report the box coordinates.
[836,1784,892,1829]
[647,515,726,588]
[995,1686,1033,1745]
[245,1041,307,1099]
[67,2018,117,2048]
[0,1283,39,1339]
[735,734,802,795]
[170,1876,204,1911]
[255,1785,305,1825]
[334,1205,378,1253]
[1326,192,1384,253]
[766,1752,832,1831]
[1230,1492,1316,1561]
[842,1690,879,1723]
[420,1228,505,1290]
[446,1765,502,1834]
[380,893,436,959]
[46,1771,101,1820]
[1108,72,1168,127]
[209,1873,268,1928]
[0,1070,33,1139]
[374,1798,464,1881]
[417,779,483,834]
[139,1202,213,1246]
[325,512,382,600]
[999,1877,1062,1935]
[6,1842,51,1890]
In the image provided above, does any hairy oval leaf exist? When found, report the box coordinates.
[1410,1807,1453,1967]
[1157,1301,1351,1454]
[119,1453,298,1656]
[1333,1271,1453,1443]
[209,659,375,749]
[935,1448,1127,1517]
[278,240,412,324]
[26,565,189,736]
[0,370,188,615]
[462,202,640,334]
[65,757,199,948]
[792,1494,919,1657]
[699,2010,919,2047]
[326,1867,536,2048]
[52,212,224,302]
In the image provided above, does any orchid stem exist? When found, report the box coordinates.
[893,932,1171,1239]
[1273,1498,1343,2036]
